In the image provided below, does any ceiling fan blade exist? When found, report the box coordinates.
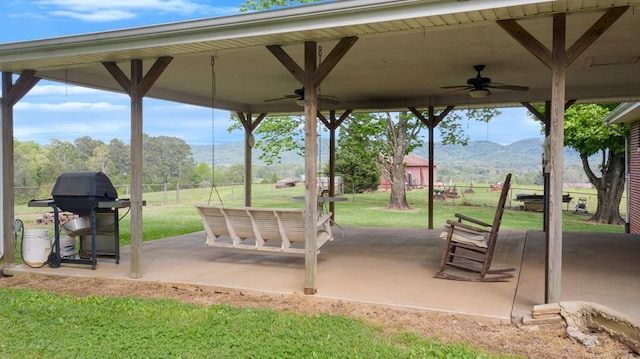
[264,94,298,102]
[440,85,471,89]
[487,83,529,91]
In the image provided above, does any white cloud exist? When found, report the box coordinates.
[27,84,112,96]
[16,101,127,112]
[32,0,238,22]
[51,10,136,22]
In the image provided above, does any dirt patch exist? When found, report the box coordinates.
[0,272,635,358]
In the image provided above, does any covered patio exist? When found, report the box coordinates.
[6,227,640,326]
[1,0,639,321]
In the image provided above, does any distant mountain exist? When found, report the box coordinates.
[191,138,593,183]
[192,140,330,166]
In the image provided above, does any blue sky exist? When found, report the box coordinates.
[1,0,544,146]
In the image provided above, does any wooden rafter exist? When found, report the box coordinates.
[497,19,552,68]
[103,57,173,96]
[566,7,628,67]
[498,6,628,69]
[314,37,358,87]
[409,106,455,229]
[5,70,40,107]
[266,45,305,85]
[139,57,173,97]
[236,112,267,132]
[521,99,577,127]
[235,112,266,207]
[267,36,358,87]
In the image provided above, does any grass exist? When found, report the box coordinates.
[14,183,623,246]
[6,183,619,359]
[0,287,513,359]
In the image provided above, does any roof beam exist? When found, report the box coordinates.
[497,19,552,68]
[267,45,305,85]
[5,70,40,107]
[267,36,358,88]
[315,36,358,87]
[498,6,629,69]
[566,6,628,67]
[139,57,173,97]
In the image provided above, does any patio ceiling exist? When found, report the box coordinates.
[0,0,639,114]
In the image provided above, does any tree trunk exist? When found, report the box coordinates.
[581,151,625,224]
[387,160,409,209]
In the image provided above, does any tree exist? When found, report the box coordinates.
[239,0,321,12]
[42,139,77,182]
[244,107,500,209]
[232,1,502,208]
[562,104,627,224]
[340,112,419,209]
[14,140,48,201]
[74,136,103,166]
[143,135,195,186]
[108,138,130,183]
[334,136,380,193]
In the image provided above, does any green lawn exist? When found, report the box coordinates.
[0,287,514,359]
[5,183,621,359]
[14,183,623,245]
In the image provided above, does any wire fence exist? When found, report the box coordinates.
[15,181,625,217]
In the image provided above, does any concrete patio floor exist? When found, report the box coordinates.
[6,227,640,326]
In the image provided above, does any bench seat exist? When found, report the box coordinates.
[195,205,334,254]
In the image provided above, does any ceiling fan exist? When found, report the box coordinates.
[264,87,340,106]
[441,65,529,98]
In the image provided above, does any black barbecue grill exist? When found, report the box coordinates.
[52,172,118,216]
[28,171,131,269]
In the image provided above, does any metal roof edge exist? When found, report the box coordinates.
[604,102,640,125]
[0,0,548,61]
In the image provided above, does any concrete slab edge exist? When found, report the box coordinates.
[559,301,640,355]
[3,267,512,326]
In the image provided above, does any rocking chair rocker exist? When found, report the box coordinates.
[434,173,515,282]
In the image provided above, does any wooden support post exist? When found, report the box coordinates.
[103,57,172,279]
[427,107,436,229]
[547,13,566,304]
[1,71,39,268]
[303,41,319,294]
[236,112,266,207]
[268,37,357,294]
[319,110,351,218]
[409,106,454,229]
[129,59,144,279]
[1,73,14,268]
[500,7,626,305]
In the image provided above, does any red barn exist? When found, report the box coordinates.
[378,154,436,191]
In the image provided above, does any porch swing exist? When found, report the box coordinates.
[195,53,334,254]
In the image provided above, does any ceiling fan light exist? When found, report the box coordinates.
[469,88,490,98]
[295,99,305,107]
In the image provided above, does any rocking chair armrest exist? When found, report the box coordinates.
[446,218,491,234]
[454,213,492,228]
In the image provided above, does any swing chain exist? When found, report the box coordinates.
[208,53,223,205]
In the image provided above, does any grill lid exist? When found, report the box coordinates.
[52,172,117,215]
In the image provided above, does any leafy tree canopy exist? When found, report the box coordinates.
[239,0,322,12]
[563,104,627,156]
